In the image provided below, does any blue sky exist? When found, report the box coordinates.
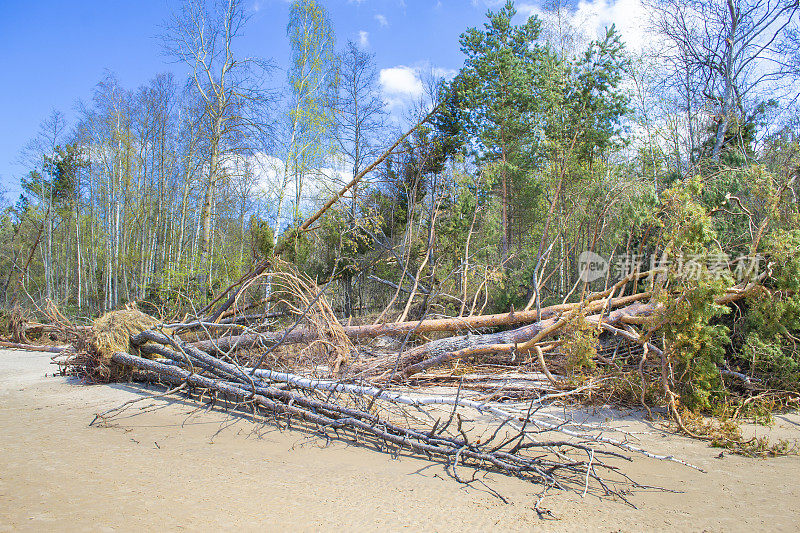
[0,0,639,199]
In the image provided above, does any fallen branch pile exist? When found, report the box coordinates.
[47,263,738,501]
[40,227,800,508]
[79,332,695,503]
[23,219,794,498]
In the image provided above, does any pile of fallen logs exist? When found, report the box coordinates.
[30,262,733,499]
[69,311,698,503]
[13,230,775,500]
[148,264,763,397]
[41,256,757,499]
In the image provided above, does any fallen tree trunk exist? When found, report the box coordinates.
[192,291,652,354]
[107,350,661,496]
[106,347,697,482]
[378,276,766,380]
[388,302,657,380]
[0,341,68,353]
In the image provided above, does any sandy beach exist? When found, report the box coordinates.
[1,348,799,532]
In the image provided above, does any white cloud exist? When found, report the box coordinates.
[375,14,388,27]
[379,66,425,116]
[573,0,648,51]
[518,0,649,52]
[516,3,544,20]
[380,66,424,98]
[359,30,370,47]
[250,152,350,232]
[379,63,456,118]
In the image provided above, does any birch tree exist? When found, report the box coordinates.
[284,0,337,227]
[163,0,274,291]
[333,40,386,317]
[20,110,69,301]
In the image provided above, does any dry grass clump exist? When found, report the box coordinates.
[92,308,160,361]
[58,307,163,383]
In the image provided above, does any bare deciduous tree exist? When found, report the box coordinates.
[651,0,800,159]
[162,0,274,288]
[334,40,386,317]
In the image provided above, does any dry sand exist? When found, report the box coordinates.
[1,348,799,532]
